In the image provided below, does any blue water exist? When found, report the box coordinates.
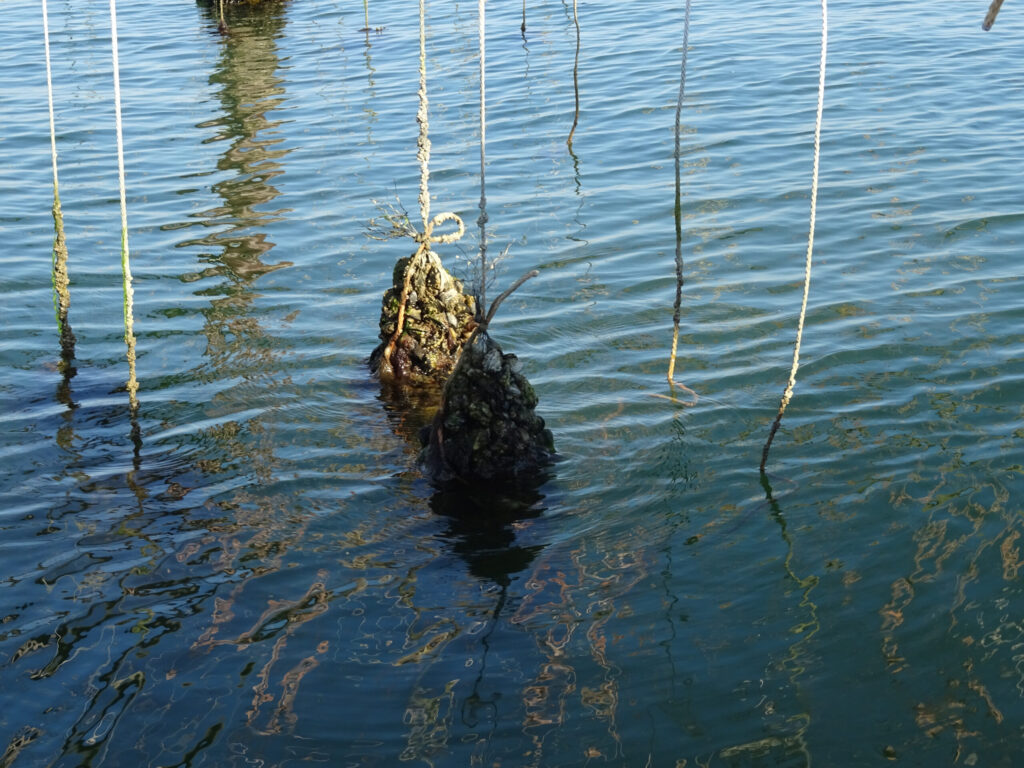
[3,0,1024,765]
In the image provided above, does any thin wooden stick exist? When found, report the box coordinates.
[983,0,1005,30]
[485,269,538,327]
[667,0,691,387]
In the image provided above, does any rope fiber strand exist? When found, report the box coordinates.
[759,0,827,474]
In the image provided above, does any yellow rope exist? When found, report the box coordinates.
[109,0,138,411]
[760,0,827,473]
[666,0,694,407]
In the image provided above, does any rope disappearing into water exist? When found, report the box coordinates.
[42,0,74,356]
[760,0,827,473]
[983,0,1005,30]
[109,0,139,412]
[477,0,488,320]
[566,0,580,147]
[664,0,697,407]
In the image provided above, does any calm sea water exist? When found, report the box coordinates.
[3,0,1024,765]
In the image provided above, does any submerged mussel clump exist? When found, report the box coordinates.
[370,249,477,385]
[420,330,554,486]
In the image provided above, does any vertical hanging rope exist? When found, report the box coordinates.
[477,0,488,318]
[109,0,139,412]
[378,0,469,372]
[43,0,75,358]
[760,0,827,473]
[667,0,691,387]
[417,0,431,229]
[566,0,580,147]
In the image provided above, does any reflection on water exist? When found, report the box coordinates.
[179,0,294,485]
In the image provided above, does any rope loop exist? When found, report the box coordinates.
[412,211,465,249]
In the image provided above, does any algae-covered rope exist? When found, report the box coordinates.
[760,0,827,473]
[109,0,138,411]
[42,0,74,354]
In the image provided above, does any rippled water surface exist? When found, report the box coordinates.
[3,0,1024,765]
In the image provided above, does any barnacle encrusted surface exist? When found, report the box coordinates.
[370,249,476,385]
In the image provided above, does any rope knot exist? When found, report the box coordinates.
[413,211,465,252]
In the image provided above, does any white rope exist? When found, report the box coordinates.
[42,0,60,195]
[477,0,488,316]
[760,0,827,473]
[109,0,138,409]
[416,0,431,228]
